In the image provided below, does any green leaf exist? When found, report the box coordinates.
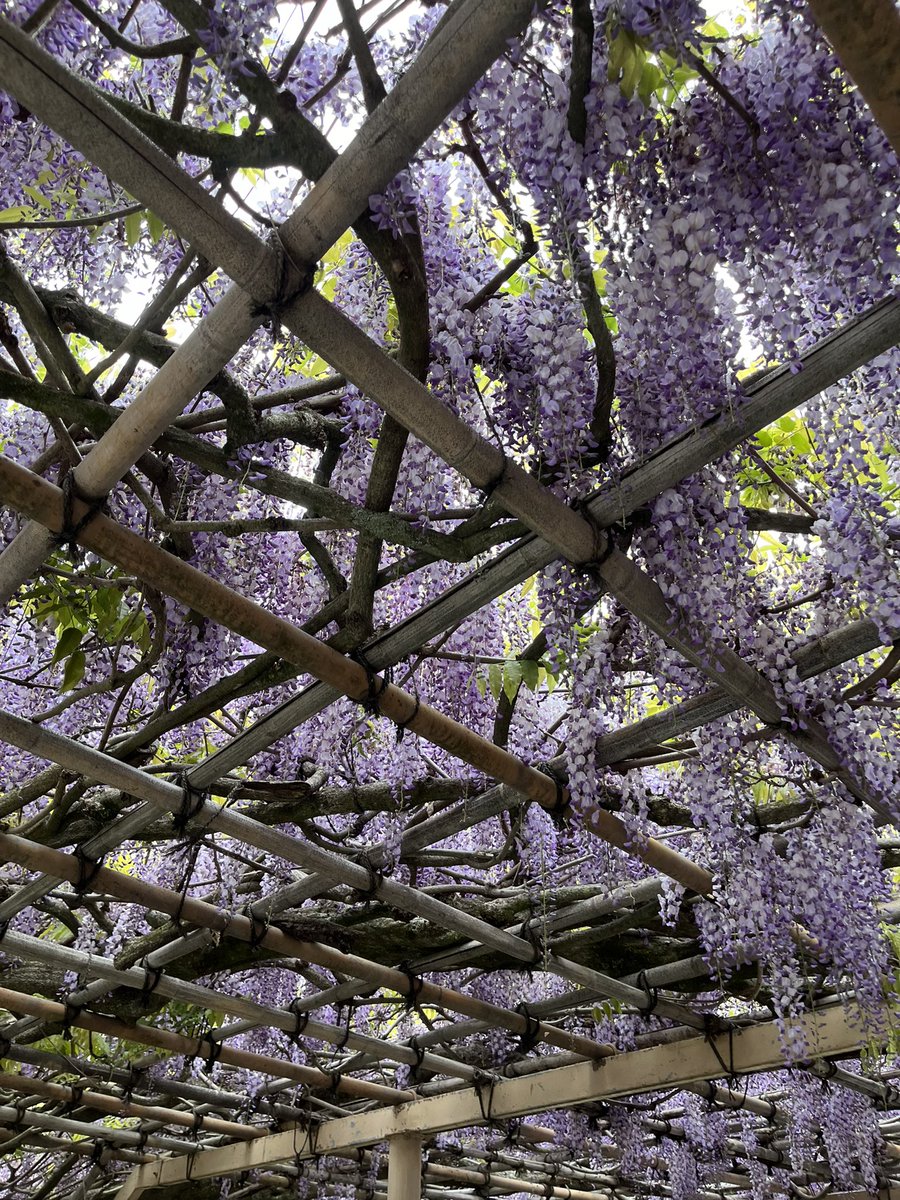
[51,626,84,665]
[488,662,503,702]
[61,650,86,692]
[520,659,540,691]
[637,62,663,107]
[23,185,51,210]
[503,659,523,703]
[620,40,647,98]
[790,428,812,454]
[699,18,729,38]
[124,211,144,246]
[146,210,166,244]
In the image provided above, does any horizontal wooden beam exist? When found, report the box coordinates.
[115,1002,876,1198]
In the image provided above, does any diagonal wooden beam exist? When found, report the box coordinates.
[0,985,410,1106]
[0,461,716,895]
[0,703,704,1030]
[593,617,885,766]
[0,830,601,1063]
[807,0,900,154]
[190,297,899,783]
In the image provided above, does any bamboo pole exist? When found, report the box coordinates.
[3,4,895,811]
[594,617,884,765]
[3,13,895,843]
[0,925,476,1087]
[282,295,897,820]
[0,1093,198,1153]
[0,287,260,606]
[423,1161,614,1200]
[2,2,897,836]
[0,1072,260,1140]
[0,986,412,1106]
[0,464,852,994]
[186,295,900,783]
[0,464,813,989]
[0,827,606,1061]
[0,1037,308,1126]
[0,677,711,1026]
[0,461,715,899]
[0,1129,150,1166]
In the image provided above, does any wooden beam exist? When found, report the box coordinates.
[424,1160,609,1200]
[807,0,900,154]
[387,1134,422,1200]
[0,819,605,1063]
[0,1072,260,1141]
[188,294,900,784]
[0,986,412,1107]
[114,1002,878,1198]
[0,463,714,900]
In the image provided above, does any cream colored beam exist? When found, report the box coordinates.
[114,1003,877,1198]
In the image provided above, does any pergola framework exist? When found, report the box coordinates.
[0,3,896,1200]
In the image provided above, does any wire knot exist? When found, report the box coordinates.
[173,773,207,835]
[250,228,315,335]
[53,471,107,558]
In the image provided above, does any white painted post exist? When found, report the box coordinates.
[387,1134,422,1200]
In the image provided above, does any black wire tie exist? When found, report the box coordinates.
[636,969,659,1017]
[173,774,207,835]
[395,694,420,743]
[53,472,107,558]
[72,845,103,895]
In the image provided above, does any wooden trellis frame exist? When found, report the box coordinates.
[0,2,896,1200]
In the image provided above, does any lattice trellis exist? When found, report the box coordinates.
[0,2,897,1199]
